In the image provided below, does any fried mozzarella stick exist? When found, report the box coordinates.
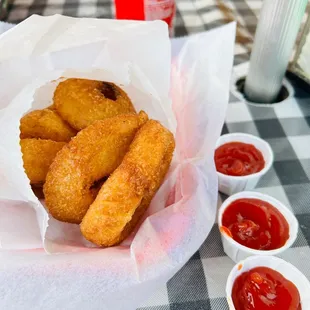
[54,79,136,131]
[20,109,76,142]
[21,138,66,185]
[44,112,148,224]
[81,120,175,247]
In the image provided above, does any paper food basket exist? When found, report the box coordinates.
[0,15,235,310]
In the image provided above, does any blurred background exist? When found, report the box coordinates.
[2,0,310,95]
[0,0,307,37]
[1,0,309,60]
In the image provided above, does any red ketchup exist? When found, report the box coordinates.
[221,198,289,250]
[215,142,265,176]
[232,266,302,310]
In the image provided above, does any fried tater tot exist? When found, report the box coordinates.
[43,111,148,224]
[20,109,76,142]
[21,139,66,185]
[53,79,136,131]
[80,120,175,247]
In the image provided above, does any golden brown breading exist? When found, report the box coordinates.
[80,120,175,247]
[20,109,76,142]
[43,111,148,224]
[20,139,66,185]
[53,78,136,131]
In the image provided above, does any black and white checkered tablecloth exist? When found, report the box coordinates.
[4,0,263,72]
[136,79,310,310]
[5,0,258,52]
[2,1,310,310]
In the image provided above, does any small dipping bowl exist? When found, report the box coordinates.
[226,255,310,310]
[218,191,298,263]
[215,133,273,196]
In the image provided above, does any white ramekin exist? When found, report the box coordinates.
[216,133,273,196]
[218,191,298,263]
[226,256,310,310]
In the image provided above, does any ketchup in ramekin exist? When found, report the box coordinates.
[221,198,289,250]
[215,142,265,176]
[232,266,302,310]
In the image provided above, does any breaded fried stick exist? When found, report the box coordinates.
[44,111,148,224]
[20,109,76,142]
[21,139,66,185]
[54,79,136,131]
[80,120,175,247]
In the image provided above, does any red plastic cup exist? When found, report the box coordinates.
[114,0,176,36]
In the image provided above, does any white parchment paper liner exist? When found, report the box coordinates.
[0,15,235,309]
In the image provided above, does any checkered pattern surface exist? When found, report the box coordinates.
[4,0,261,62]
[2,1,310,309]
[136,81,310,310]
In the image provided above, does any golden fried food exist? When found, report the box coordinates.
[20,109,76,142]
[53,78,136,131]
[47,105,56,110]
[21,139,66,185]
[43,111,148,224]
[80,120,175,247]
